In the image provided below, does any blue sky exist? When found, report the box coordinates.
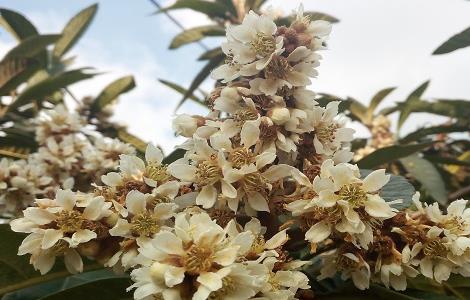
[1,0,470,153]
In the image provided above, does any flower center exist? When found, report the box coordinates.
[441,217,465,235]
[131,212,159,237]
[48,239,69,256]
[196,160,222,186]
[423,239,447,257]
[144,162,170,184]
[208,276,236,299]
[268,272,281,290]
[56,210,83,233]
[316,122,338,145]
[336,254,359,271]
[264,55,293,80]
[250,33,276,57]
[233,108,258,123]
[301,206,342,231]
[184,244,214,274]
[338,183,367,208]
[242,172,266,194]
[229,147,254,168]
[250,234,266,255]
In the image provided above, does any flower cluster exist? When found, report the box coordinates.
[9,6,470,300]
[0,104,134,216]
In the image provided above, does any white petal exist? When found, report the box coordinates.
[41,229,63,249]
[145,144,164,164]
[196,185,218,209]
[126,190,147,215]
[363,169,390,192]
[305,221,331,243]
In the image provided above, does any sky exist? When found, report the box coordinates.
[1,0,470,154]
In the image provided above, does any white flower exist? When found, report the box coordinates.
[172,114,200,137]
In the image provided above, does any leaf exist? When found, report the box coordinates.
[400,124,469,144]
[433,26,470,55]
[423,154,470,167]
[410,99,470,119]
[198,47,224,60]
[162,148,186,164]
[170,25,225,49]
[356,142,433,169]
[52,4,98,58]
[6,69,97,113]
[0,9,38,41]
[360,170,415,210]
[177,54,224,110]
[0,57,40,95]
[117,129,147,153]
[158,79,204,105]
[366,87,395,121]
[156,0,229,19]
[2,34,61,60]
[91,76,135,112]
[400,155,448,205]
[349,100,368,123]
[398,80,430,130]
[37,277,131,300]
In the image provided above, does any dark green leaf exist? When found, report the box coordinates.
[170,25,225,49]
[409,99,470,119]
[7,69,97,113]
[91,75,135,112]
[37,277,131,300]
[398,80,429,130]
[400,124,469,144]
[433,26,470,55]
[0,9,38,41]
[367,87,395,121]
[0,57,40,95]
[361,170,415,210]
[177,54,224,110]
[158,79,204,105]
[423,155,470,166]
[349,100,368,123]
[2,34,61,60]
[400,155,447,205]
[162,148,186,164]
[356,142,433,169]
[52,4,98,57]
[117,129,147,153]
[156,0,229,19]
[198,47,223,60]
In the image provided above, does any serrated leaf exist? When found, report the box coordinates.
[91,75,135,112]
[400,155,447,205]
[158,79,204,105]
[177,55,224,110]
[360,170,415,210]
[52,4,98,58]
[6,69,97,113]
[433,26,470,55]
[0,9,38,41]
[366,87,395,121]
[423,154,470,167]
[156,0,229,19]
[2,34,61,60]
[398,80,430,130]
[170,25,225,49]
[400,124,469,144]
[356,142,433,169]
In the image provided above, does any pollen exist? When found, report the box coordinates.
[250,33,276,57]
[423,239,447,257]
[241,172,266,194]
[229,147,254,168]
[48,239,69,256]
[441,217,465,235]
[264,55,293,80]
[184,244,214,274]
[233,108,258,123]
[315,122,338,145]
[338,183,368,208]
[55,210,83,233]
[144,162,171,185]
[131,212,160,237]
[196,160,222,186]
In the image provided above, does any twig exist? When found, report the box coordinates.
[64,87,80,105]
[449,185,470,201]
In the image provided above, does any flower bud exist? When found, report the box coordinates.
[78,240,100,257]
[172,114,199,137]
[269,107,290,125]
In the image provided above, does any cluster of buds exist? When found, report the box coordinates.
[9,6,470,300]
[0,104,134,216]
[354,114,395,161]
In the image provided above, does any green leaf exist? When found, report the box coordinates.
[349,100,368,123]
[117,129,147,153]
[198,47,223,60]
[366,87,395,121]
[409,99,470,119]
[361,170,415,210]
[0,8,38,41]
[177,54,224,110]
[0,57,40,95]
[37,277,131,300]
[400,124,469,144]
[170,25,225,49]
[162,148,186,164]
[400,155,448,205]
[356,142,433,169]
[156,0,229,19]
[91,75,135,112]
[423,155,470,167]
[433,26,470,55]
[52,4,98,58]
[6,69,97,113]
[2,34,61,60]
[398,80,430,130]
[158,79,204,105]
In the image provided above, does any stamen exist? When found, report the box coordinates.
[184,245,214,274]
[338,183,367,208]
[131,212,159,237]
[250,33,276,57]
[229,147,254,168]
[264,55,293,80]
[196,160,222,186]
[144,162,171,185]
[55,210,83,233]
